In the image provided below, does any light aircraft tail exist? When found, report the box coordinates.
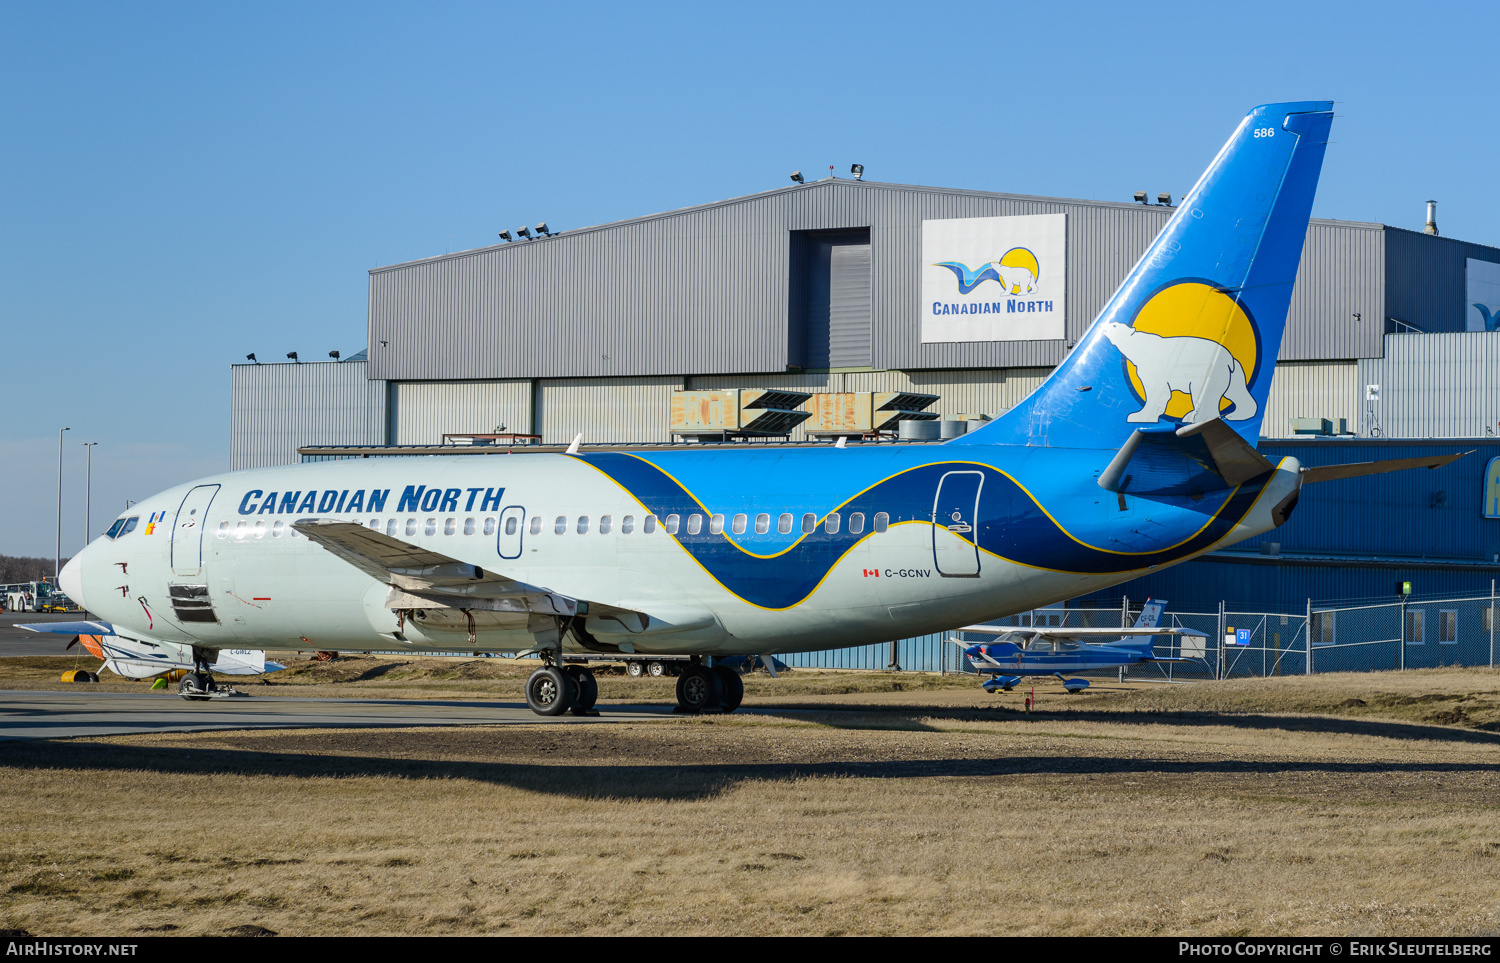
[1121,598,1167,653]
[954,101,1335,452]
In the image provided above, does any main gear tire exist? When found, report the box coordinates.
[713,666,744,712]
[525,666,577,716]
[675,665,723,713]
[565,665,599,715]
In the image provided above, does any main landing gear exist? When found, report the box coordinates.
[524,663,600,717]
[673,662,742,714]
[521,658,743,716]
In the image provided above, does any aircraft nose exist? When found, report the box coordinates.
[59,551,87,612]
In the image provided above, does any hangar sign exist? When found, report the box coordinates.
[1467,259,1500,332]
[921,213,1066,343]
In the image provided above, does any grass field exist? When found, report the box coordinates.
[3,659,1499,936]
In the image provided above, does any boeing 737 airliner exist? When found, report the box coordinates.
[48,102,1461,715]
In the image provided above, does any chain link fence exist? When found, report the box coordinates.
[788,586,1500,677]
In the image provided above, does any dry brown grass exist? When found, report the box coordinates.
[3,666,1500,936]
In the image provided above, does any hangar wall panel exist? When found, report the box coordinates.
[1386,228,1500,334]
[1358,332,1500,437]
[230,362,386,470]
[1279,221,1385,361]
[535,376,686,445]
[1258,361,1359,438]
[390,380,532,444]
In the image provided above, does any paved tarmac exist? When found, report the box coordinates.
[0,689,675,739]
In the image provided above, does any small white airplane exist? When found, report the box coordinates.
[954,598,1202,693]
[18,620,283,692]
[54,103,1462,717]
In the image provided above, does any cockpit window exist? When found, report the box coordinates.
[106,517,139,539]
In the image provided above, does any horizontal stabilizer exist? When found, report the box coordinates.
[1099,418,1274,495]
[1300,451,1468,485]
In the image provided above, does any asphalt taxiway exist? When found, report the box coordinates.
[0,690,674,739]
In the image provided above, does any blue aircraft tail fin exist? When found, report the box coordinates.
[1121,598,1166,653]
[954,102,1334,451]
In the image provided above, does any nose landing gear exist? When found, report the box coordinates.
[175,650,239,701]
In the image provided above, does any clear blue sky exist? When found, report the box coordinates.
[2,0,1496,558]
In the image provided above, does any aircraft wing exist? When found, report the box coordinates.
[292,518,644,627]
[957,625,1207,639]
[16,620,115,636]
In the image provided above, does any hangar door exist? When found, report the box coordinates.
[790,228,871,368]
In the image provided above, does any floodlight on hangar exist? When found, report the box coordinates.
[329,350,340,361]
[1133,191,1147,204]
[498,230,512,241]
[535,222,551,235]
[851,164,864,180]
[286,352,299,363]
[790,171,804,184]
[516,226,532,239]
[1158,192,1173,206]
[246,353,259,364]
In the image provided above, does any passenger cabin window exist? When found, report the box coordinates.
[577,516,590,535]
[708,514,724,535]
[368,518,380,530]
[686,514,703,535]
[387,519,399,536]
[801,513,816,534]
[463,518,476,535]
[253,520,266,538]
[554,516,567,535]
[777,513,793,534]
[234,521,248,539]
[644,514,658,534]
[503,516,518,536]
[424,518,438,536]
[823,512,840,534]
[484,517,496,536]
[755,513,770,534]
[600,515,612,534]
[848,512,865,534]
[444,518,457,536]
[273,520,285,537]
[405,518,418,536]
[664,514,680,535]
[530,516,542,535]
[732,513,747,535]
[215,521,228,539]
[873,512,889,533]
[622,515,635,534]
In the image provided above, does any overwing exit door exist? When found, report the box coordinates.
[497,505,526,559]
[932,471,982,577]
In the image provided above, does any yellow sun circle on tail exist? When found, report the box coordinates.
[1123,281,1259,421]
[997,247,1039,287]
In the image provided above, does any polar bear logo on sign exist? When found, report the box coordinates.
[1101,321,1257,424]
[991,263,1036,295]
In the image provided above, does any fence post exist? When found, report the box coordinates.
[1216,600,1225,681]
[1305,598,1312,675]
[1491,579,1495,669]
[1400,596,1406,671]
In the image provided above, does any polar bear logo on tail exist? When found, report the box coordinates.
[1100,322,1257,424]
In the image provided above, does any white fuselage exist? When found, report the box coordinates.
[67,450,1301,660]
